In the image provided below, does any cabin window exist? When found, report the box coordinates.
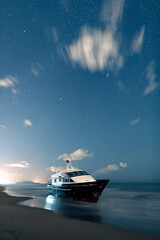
[54,179,57,183]
[66,171,89,177]
[64,178,74,182]
[59,178,61,182]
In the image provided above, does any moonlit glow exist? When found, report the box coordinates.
[32,178,47,184]
[0,170,14,184]
[32,179,40,183]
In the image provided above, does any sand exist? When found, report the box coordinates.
[0,186,159,240]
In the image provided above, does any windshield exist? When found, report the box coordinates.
[66,171,89,177]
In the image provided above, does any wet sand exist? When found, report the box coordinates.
[0,186,159,240]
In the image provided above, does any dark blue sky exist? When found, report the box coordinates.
[0,0,160,183]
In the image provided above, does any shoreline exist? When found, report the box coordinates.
[0,186,160,240]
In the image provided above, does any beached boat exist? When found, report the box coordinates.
[47,160,109,202]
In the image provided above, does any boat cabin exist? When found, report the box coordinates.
[51,169,96,185]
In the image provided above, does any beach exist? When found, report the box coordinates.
[0,186,159,240]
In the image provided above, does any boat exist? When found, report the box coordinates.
[47,160,109,202]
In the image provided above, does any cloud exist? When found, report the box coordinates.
[130,118,140,127]
[94,164,119,175]
[0,124,7,133]
[47,166,64,172]
[144,61,158,95]
[5,161,30,168]
[119,162,127,168]
[66,0,124,72]
[52,27,59,43]
[11,89,18,95]
[131,26,145,54]
[106,164,119,171]
[31,63,43,77]
[24,119,33,127]
[0,76,17,88]
[58,149,93,161]
[94,161,127,175]
[100,0,124,29]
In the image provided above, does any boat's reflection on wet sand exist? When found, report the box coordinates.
[45,195,102,223]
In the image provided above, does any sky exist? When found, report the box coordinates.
[0,0,160,184]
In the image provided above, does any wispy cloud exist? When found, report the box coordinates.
[11,89,18,95]
[52,27,59,43]
[131,26,145,54]
[66,0,124,72]
[100,0,124,29]
[0,76,19,96]
[119,162,127,168]
[130,118,140,127]
[24,119,33,127]
[5,161,30,168]
[58,149,93,161]
[0,124,7,133]
[94,164,119,175]
[47,166,64,172]
[31,63,43,77]
[94,161,127,175]
[0,76,17,88]
[144,61,158,95]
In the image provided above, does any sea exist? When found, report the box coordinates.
[5,183,160,236]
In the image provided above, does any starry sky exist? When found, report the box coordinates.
[0,0,160,184]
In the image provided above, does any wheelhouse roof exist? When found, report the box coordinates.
[51,167,82,179]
